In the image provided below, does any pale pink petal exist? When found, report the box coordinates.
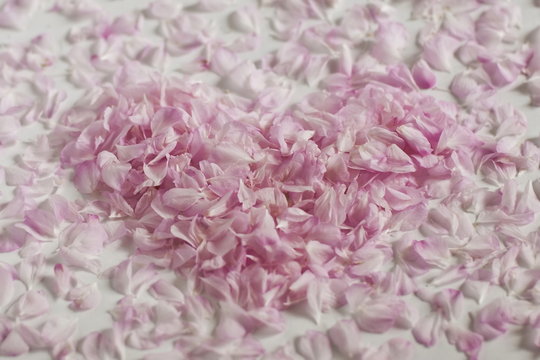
[460,280,489,304]
[446,324,483,360]
[9,290,49,320]
[529,77,540,106]
[52,263,75,298]
[412,313,441,347]
[229,6,259,33]
[296,330,332,360]
[0,265,15,309]
[58,247,101,273]
[145,0,182,20]
[328,319,365,358]
[79,328,125,360]
[0,330,29,357]
[473,299,524,340]
[371,22,408,64]
[163,188,204,212]
[422,34,461,72]
[365,338,414,360]
[480,55,525,87]
[354,298,407,334]
[306,280,334,324]
[73,161,100,194]
[67,283,101,311]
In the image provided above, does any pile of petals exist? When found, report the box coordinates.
[2,0,540,360]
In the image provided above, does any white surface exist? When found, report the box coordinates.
[1,1,540,359]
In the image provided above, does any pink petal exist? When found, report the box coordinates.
[480,55,525,87]
[473,299,524,340]
[67,283,102,311]
[0,265,15,309]
[328,319,365,358]
[52,263,75,298]
[229,6,259,33]
[366,338,414,360]
[306,280,334,324]
[412,313,441,347]
[460,280,489,304]
[371,22,408,64]
[10,290,49,320]
[396,125,432,155]
[73,161,100,194]
[354,298,407,334]
[445,324,483,360]
[163,188,204,212]
[0,330,29,357]
[24,208,57,237]
[296,330,333,360]
[422,34,461,72]
[149,279,185,303]
[412,59,437,89]
[527,45,540,75]
[529,77,540,106]
[62,218,107,255]
[145,0,181,20]
[0,225,27,253]
[79,328,125,360]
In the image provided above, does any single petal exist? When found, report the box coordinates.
[67,283,102,311]
[412,313,441,347]
[0,330,29,357]
[10,290,49,320]
[422,34,460,72]
[328,319,365,358]
[296,330,332,360]
[529,77,540,106]
[412,59,437,89]
[0,265,14,309]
